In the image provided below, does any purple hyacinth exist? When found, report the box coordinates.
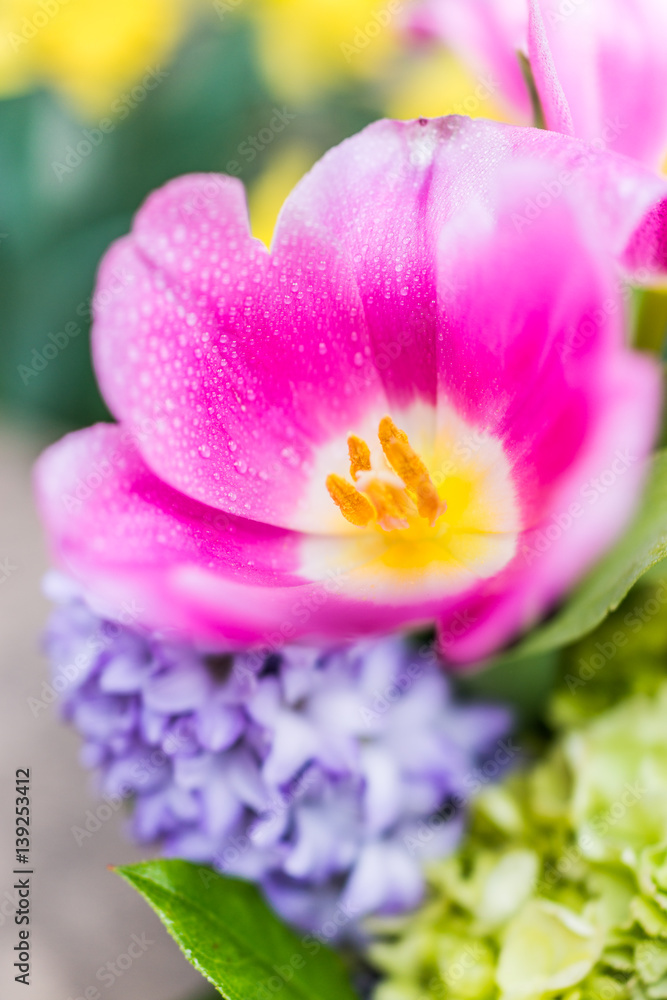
[44,573,512,937]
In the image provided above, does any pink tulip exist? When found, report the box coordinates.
[411,0,667,169]
[35,118,667,665]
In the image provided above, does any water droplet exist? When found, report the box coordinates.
[280,446,300,468]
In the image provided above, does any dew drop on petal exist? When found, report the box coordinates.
[280,446,300,468]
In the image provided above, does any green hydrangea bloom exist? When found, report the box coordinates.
[369,629,667,1000]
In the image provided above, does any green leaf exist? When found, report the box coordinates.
[634,288,667,355]
[492,450,667,670]
[115,859,360,1000]
[456,651,558,724]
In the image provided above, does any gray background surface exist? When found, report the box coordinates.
[0,423,209,1000]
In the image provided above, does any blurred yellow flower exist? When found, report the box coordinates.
[247,0,402,102]
[248,140,317,247]
[0,0,197,115]
[244,41,509,251]
[244,0,510,120]
[386,47,506,123]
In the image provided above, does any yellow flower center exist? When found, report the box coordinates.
[326,416,447,533]
[298,402,519,595]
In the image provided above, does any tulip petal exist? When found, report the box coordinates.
[536,0,667,168]
[34,424,310,645]
[93,177,388,531]
[527,0,574,135]
[92,121,667,537]
[33,423,466,646]
[412,0,667,168]
[433,171,661,662]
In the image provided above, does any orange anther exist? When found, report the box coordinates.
[378,416,445,525]
[348,435,372,480]
[326,474,376,527]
